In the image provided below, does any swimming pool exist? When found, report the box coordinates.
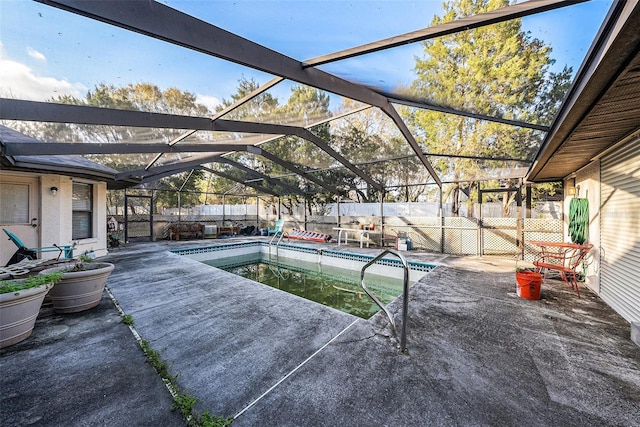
[206,253,405,318]
[174,242,435,317]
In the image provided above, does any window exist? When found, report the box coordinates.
[0,183,29,224]
[72,182,93,239]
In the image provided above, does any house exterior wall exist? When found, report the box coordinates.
[599,139,640,325]
[564,160,601,293]
[559,138,640,330]
[0,172,108,266]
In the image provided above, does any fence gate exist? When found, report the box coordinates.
[124,195,153,242]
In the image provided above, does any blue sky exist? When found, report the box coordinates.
[0,0,613,113]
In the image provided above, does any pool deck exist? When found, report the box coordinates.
[2,237,639,426]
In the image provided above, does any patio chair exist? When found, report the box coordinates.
[533,242,593,298]
[267,219,284,236]
[3,229,74,266]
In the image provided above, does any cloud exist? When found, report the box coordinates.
[27,47,46,61]
[0,47,86,101]
[196,94,221,112]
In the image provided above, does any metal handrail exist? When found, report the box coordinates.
[268,230,286,260]
[269,230,285,245]
[360,249,410,352]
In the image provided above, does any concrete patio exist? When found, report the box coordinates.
[1,238,639,426]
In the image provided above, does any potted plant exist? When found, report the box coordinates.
[39,256,115,314]
[515,268,543,300]
[0,272,63,348]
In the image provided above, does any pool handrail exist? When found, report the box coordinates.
[360,249,410,352]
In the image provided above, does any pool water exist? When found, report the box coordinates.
[205,254,407,319]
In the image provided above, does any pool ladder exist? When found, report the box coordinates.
[360,249,410,352]
[268,228,286,260]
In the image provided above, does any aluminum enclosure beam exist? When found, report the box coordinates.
[303,0,588,67]
[1,140,348,194]
[0,98,215,130]
[146,76,285,169]
[385,94,550,132]
[249,146,347,195]
[1,142,248,156]
[115,152,304,197]
[214,157,305,195]
[37,1,391,107]
[34,0,576,188]
[37,0,437,187]
[136,165,205,185]
[1,98,381,191]
[199,166,278,196]
[116,153,228,180]
[382,103,442,187]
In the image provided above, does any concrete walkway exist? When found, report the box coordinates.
[2,239,639,426]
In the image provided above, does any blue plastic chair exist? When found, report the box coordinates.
[3,229,74,260]
[267,219,284,236]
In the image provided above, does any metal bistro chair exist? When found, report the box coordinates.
[3,228,74,266]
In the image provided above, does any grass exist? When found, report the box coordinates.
[140,339,173,381]
[121,314,134,326]
[126,314,232,426]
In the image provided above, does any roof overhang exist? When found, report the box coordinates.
[527,0,640,182]
[0,125,137,189]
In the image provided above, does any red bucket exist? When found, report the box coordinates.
[516,271,542,300]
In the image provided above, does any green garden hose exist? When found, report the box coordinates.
[569,198,589,244]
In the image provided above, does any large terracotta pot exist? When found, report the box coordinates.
[40,262,115,313]
[0,281,54,348]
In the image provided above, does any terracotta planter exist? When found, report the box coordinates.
[40,262,114,313]
[0,281,54,348]
[516,270,543,300]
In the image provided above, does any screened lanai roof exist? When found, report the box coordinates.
[0,0,622,195]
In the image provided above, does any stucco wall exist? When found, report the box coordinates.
[0,172,108,266]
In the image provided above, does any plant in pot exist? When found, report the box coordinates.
[0,271,63,348]
[38,256,115,314]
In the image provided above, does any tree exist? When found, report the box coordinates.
[11,83,215,211]
[153,169,206,209]
[330,100,432,203]
[404,0,571,216]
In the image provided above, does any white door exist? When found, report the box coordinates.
[0,175,39,265]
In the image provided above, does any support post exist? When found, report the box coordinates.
[380,190,385,243]
[177,191,182,223]
[478,186,483,257]
[525,184,532,218]
[124,193,129,243]
[439,187,445,253]
[256,196,260,229]
[516,181,523,260]
[150,193,155,241]
[222,195,226,224]
[304,196,308,230]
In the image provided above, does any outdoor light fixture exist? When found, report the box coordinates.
[567,178,578,196]
[50,186,58,195]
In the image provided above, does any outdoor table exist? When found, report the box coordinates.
[332,227,380,248]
